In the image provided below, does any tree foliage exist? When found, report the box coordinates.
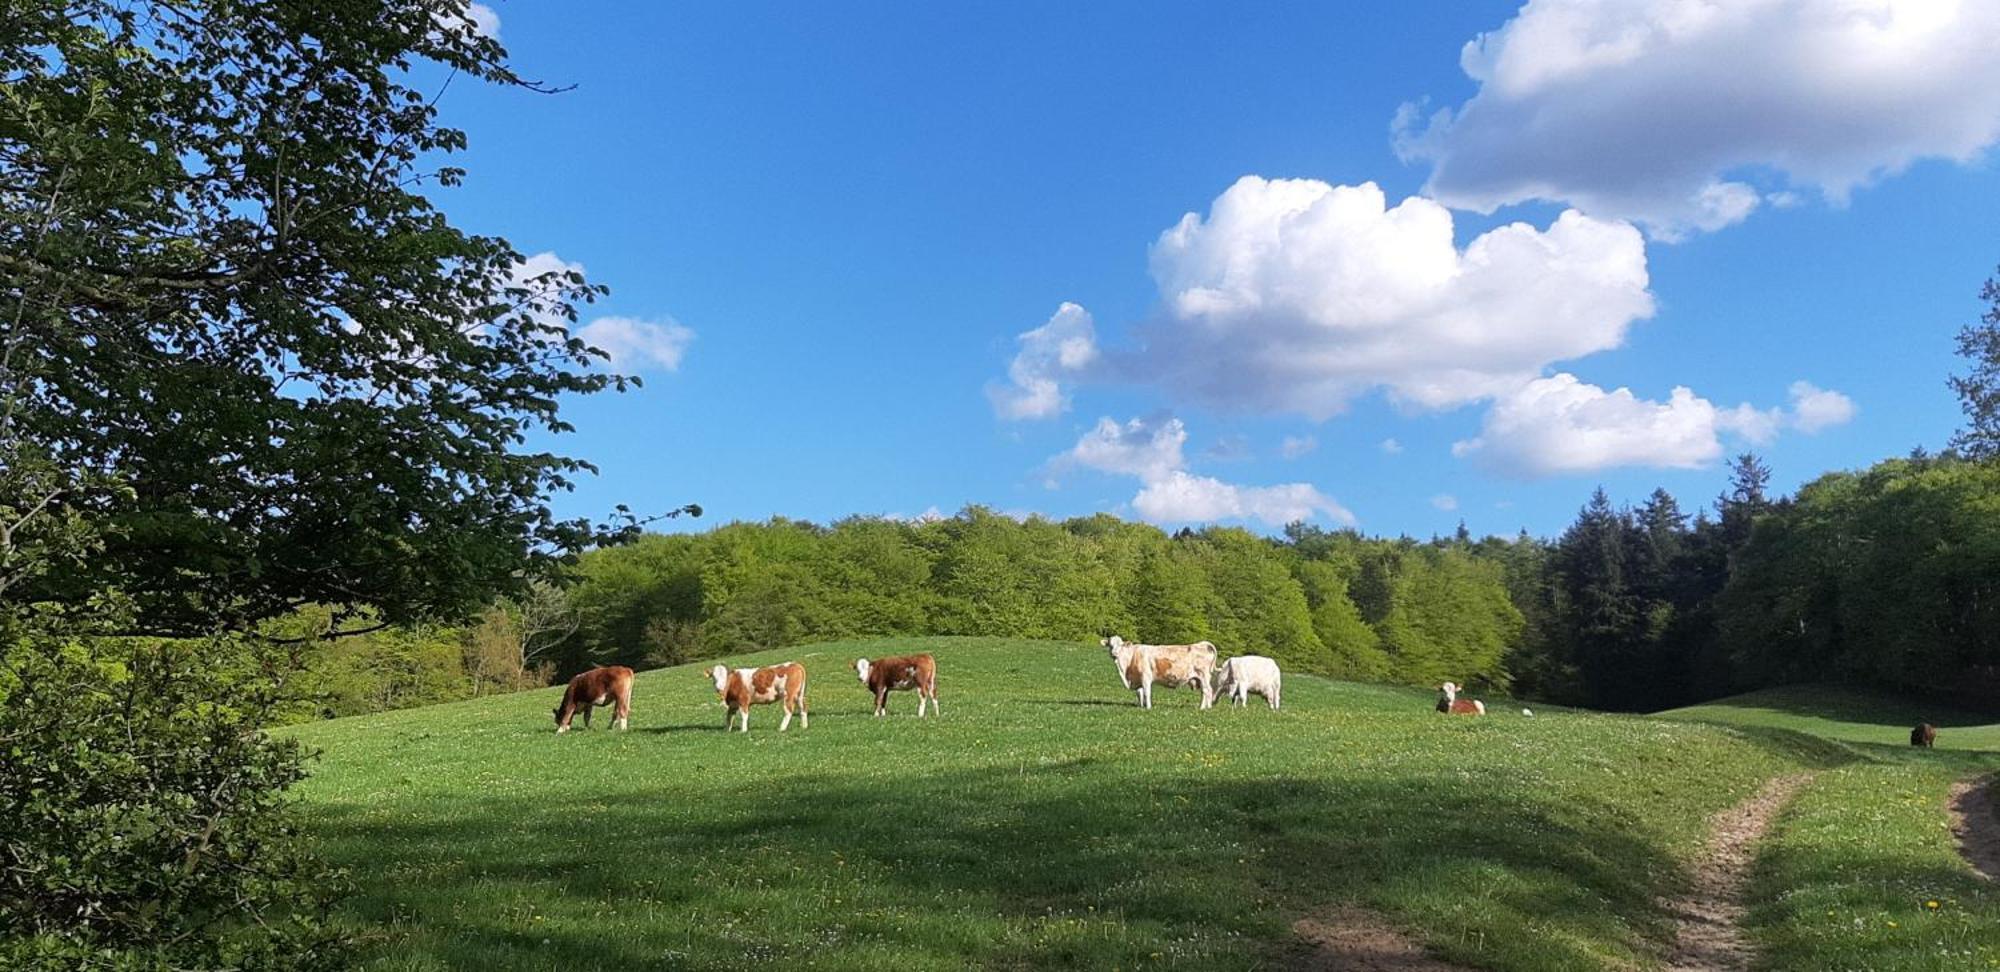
[1950,269,2000,459]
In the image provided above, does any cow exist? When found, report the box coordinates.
[1436,681,1485,716]
[1101,635,1216,709]
[1216,655,1281,710]
[1912,722,1937,748]
[554,666,634,733]
[708,662,809,733]
[854,654,939,717]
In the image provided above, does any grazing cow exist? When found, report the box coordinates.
[1912,723,1937,748]
[854,654,940,717]
[1436,681,1485,716]
[1101,635,1217,709]
[1216,655,1282,710]
[708,662,809,733]
[554,666,634,733]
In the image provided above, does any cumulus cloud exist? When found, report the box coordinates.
[576,316,694,372]
[1454,374,1733,475]
[1788,380,1858,432]
[1453,373,1856,476]
[1380,438,1405,455]
[1280,434,1318,460]
[1134,472,1354,527]
[988,302,1099,420]
[1431,494,1459,512]
[1135,177,1651,417]
[1396,0,2000,238]
[467,3,501,38]
[1062,414,1187,483]
[1054,414,1352,527]
[508,252,692,373]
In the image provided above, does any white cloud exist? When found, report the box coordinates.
[1129,177,1651,417]
[1431,494,1459,512]
[575,316,694,373]
[1455,374,1738,476]
[1380,438,1405,455]
[989,302,1099,420]
[509,252,692,373]
[1453,373,1854,476]
[1280,434,1318,460]
[885,506,947,524]
[1055,414,1352,527]
[1788,380,1858,433]
[1063,414,1187,483]
[1135,472,1353,527]
[467,3,501,38]
[430,3,500,42]
[1397,0,2000,239]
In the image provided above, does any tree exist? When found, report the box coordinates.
[1949,269,2000,459]
[3,0,685,638]
[4,3,692,966]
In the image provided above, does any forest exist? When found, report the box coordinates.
[289,449,2000,720]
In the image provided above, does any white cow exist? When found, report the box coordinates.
[1102,635,1217,709]
[1216,655,1281,710]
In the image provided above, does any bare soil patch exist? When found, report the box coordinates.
[1286,906,1476,972]
[1948,774,2000,882]
[1661,772,1814,972]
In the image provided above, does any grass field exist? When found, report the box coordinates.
[1660,684,2000,752]
[1658,685,2000,970]
[282,639,2000,971]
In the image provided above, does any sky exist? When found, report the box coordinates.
[436,0,2000,539]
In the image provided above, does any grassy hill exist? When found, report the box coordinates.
[281,639,1999,971]
[1659,684,2000,751]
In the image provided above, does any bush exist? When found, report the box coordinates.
[0,615,348,971]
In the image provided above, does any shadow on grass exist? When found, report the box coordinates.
[309,762,1695,971]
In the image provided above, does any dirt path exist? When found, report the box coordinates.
[1948,774,2000,882]
[1661,772,1814,972]
[1287,907,1476,971]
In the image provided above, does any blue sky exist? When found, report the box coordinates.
[439,1,1999,539]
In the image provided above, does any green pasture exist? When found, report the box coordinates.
[282,639,2000,970]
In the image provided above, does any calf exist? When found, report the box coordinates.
[554,666,634,733]
[854,654,939,717]
[1216,655,1282,710]
[1912,723,1937,748]
[1436,681,1485,716]
[708,662,809,732]
[1102,635,1217,709]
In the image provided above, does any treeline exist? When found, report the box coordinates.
[287,452,1999,721]
[1507,453,2000,711]
[275,512,1528,720]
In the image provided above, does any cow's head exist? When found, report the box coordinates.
[1101,635,1126,655]
[707,665,730,694]
[1439,681,1460,702]
[853,658,872,683]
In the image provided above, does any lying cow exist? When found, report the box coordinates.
[554,665,634,733]
[1216,655,1281,710]
[1102,635,1216,709]
[1437,681,1485,716]
[854,653,939,717]
[708,661,809,733]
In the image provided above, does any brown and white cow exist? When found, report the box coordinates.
[1912,722,1937,747]
[1102,635,1217,709]
[1436,681,1485,716]
[554,665,634,733]
[854,654,939,717]
[708,662,809,732]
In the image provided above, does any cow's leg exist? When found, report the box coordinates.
[583,704,593,729]
[929,683,940,717]
[778,701,793,732]
[798,687,808,729]
[875,688,887,717]
[614,684,631,731]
